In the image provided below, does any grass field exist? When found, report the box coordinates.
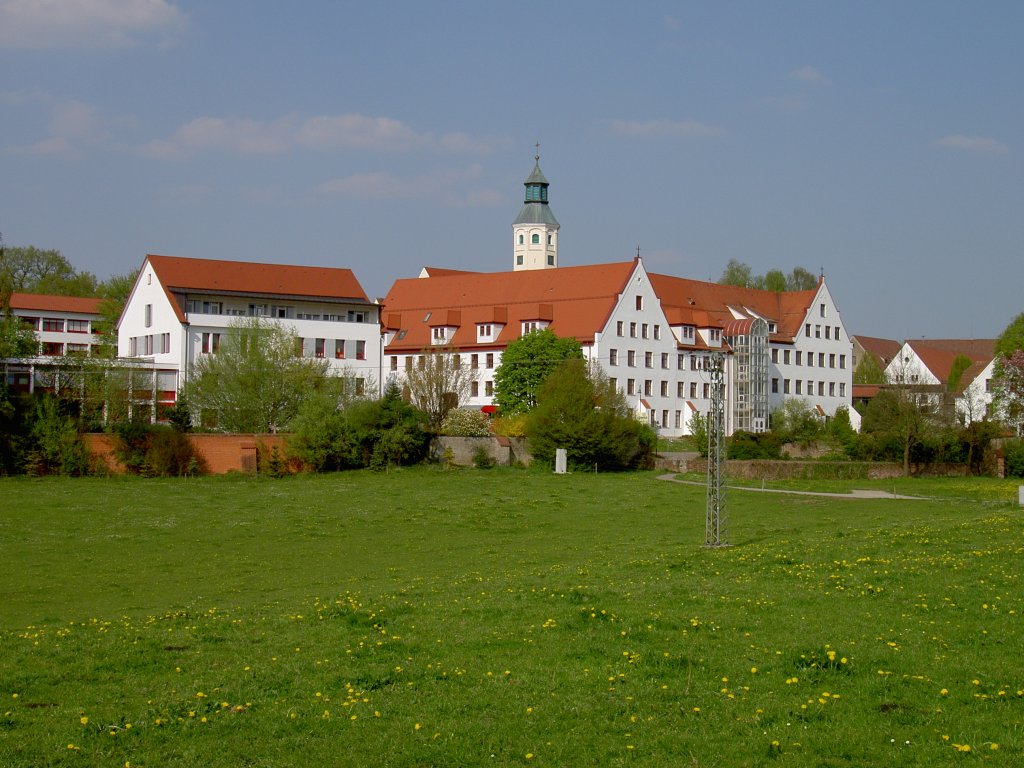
[1,468,1023,766]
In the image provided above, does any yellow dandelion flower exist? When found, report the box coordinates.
[80,716,89,725]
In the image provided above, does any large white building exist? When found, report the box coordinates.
[382,158,855,436]
[885,338,997,424]
[117,255,382,407]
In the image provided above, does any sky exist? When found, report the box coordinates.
[1,1,1021,341]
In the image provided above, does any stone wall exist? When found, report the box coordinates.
[432,436,533,467]
[685,458,907,480]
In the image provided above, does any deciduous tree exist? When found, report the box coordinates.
[493,328,582,415]
[403,347,475,429]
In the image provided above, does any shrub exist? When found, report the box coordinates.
[1005,439,1024,478]
[28,396,90,476]
[440,408,491,437]
[472,444,496,469]
[728,430,782,460]
[146,427,205,477]
[492,413,528,438]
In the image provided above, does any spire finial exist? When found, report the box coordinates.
[636,245,641,259]
[534,141,541,162]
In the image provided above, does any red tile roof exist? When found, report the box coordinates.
[648,273,818,341]
[143,254,370,324]
[8,292,103,315]
[382,261,637,353]
[906,339,995,385]
[854,336,901,366]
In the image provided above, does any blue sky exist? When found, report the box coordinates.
[2,1,1021,340]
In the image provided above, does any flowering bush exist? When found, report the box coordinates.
[439,408,491,437]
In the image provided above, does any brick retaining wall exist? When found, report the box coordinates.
[84,433,290,475]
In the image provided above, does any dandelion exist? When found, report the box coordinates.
[80,715,89,725]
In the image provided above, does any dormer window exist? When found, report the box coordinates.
[431,327,449,344]
[522,321,547,334]
[478,324,493,341]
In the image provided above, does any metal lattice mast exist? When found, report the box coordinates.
[705,352,728,547]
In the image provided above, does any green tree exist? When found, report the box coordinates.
[762,269,788,292]
[860,387,929,476]
[717,260,819,292]
[182,317,331,433]
[526,359,654,471]
[0,246,97,296]
[347,381,431,470]
[93,269,139,357]
[687,411,708,457]
[493,328,583,415]
[946,354,973,392]
[995,312,1024,358]
[718,259,754,287]
[0,310,38,358]
[853,352,886,385]
[786,267,818,291]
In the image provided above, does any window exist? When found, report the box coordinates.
[636,295,643,311]
[825,325,831,340]
[642,323,649,339]
[201,332,221,354]
[819,352,825,367]
[390,356,398,371]
[609,377,617,390]
[662,410,669,427]
[486,353,494,369]
[840,382,846,397]
[523,321,540,334]
[144,304,152,328]
[645,352,653,368]
[417,355,425,370]
[690,356,699,371]
[661,353,669,369]
[516,254,523,265]
[644,380,652,396]
[67,319,89,333]
[42,341,63,355]
[702,383,709,399]
[20,316,39,331]
[66,343,88,355]
[532,233,540,244]
[485,380,494,396]
[807,352,813,367]
[144,335,154,355]
[818,381,825,396]
[681,325,695,343]
[356,340,366,360]
[471,381,479,397]
[609,349,618,366]
[840,354,847,369]
[820,303,827,318]
[249,303,268,317]
[805,323,811,337]
[518,234,524,245]
[796,351,802,366]
[471,354,479,369]
[453,354,461,367]
[42,318,64,333]
[784,350,791,365]
[660,381,668,397]
[627,379,635,395]
[835,326,841,341]
[677,354,685,370]
[677,382,685,397]
[355,379,365,396]
[772,378,779,393]
[432,327,447,343]
[478,324,492,339]
[829,354,835,368]
[654,324,661,340]
[405,356,413,372]
[627,350,636,367]
[547,254,554,266]
[690,382,697,398]
[783,379,791,394]
[709,329,721,343]
[160,333,170,354]
[675,410,682,429]
[829,382,835,397]
[796,380,802,394]
[315,338,325,358]
[616,321,624,336]
[815,325,821,338]
[336,340,346,359]
[771,348,778,364]
[807,380,813,393]
[629,322,637,338]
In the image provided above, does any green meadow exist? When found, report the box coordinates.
[1,469,1022,766]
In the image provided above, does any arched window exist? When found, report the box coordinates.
[531,233,540,244]
[518,234,524,245]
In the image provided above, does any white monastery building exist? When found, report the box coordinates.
[382,158,856,436]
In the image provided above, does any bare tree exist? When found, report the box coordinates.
[402,347,476,429]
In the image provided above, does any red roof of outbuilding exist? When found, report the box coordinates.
[141,254,370,324]
[906,339,995,385]
[8,292,103,315]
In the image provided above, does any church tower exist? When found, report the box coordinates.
[512,152,559,270]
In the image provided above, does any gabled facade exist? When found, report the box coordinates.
[117,255,381,402]
[885,338,997,424]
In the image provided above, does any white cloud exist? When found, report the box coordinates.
[5,97,134,155]
[140,113,505,158]
[608,119,723,139]
[0,0,186,49]
[790,66,828,85]
[934,134,1009,155]
[316,164,501,207]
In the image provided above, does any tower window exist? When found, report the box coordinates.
[532,233,540,244]
[517,254,523,265]
[518,234,524,245]
[547,234,552,245]
[547,254,554,266]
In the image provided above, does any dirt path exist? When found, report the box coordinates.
[656,474,923,500]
